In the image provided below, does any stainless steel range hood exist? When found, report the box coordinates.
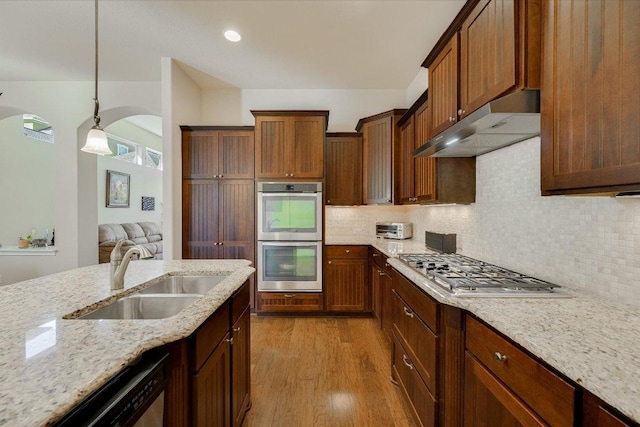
[413,90,540,158]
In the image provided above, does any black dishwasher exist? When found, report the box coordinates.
[53,351,168,427]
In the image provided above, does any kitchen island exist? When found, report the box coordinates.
[327,235,640,424]
[0,259,254,427]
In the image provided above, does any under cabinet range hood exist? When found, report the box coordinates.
[413,90,540,158]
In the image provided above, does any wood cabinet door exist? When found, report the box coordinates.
[218,180,254,255]
[193,335,231,427]
[370,262,382,325]
[182,130,220,179]
[218,130,254,179]
[183,180,220,259]
[460,0,517,118]
[362,117,393,204]
[398,116,416,204]
[325,134,363,206]
[380,266,394,341]
[255,116,289,178]
[325,258,369,312]
[231,308,251,427]
[463,352,546,427]
[541,0,640,195]
[429,36,459,137]
[291,116,325,178]
[414,102,436,202]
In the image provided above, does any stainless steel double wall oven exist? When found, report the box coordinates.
[257,182,323,292]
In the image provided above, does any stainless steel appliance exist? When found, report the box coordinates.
[54,352,167,426]
[257,182,323,292]
[376,222,413,240]
[398,253,567,297]
[258,241,322,291]
[257,182,322,241]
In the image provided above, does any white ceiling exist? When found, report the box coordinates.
[0,0,464,90]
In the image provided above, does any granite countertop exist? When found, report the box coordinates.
[0,259,254,427]
[337,236,639,423]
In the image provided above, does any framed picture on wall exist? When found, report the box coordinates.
[106,170,130,208]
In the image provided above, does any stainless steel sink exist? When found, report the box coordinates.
[77,294,202,320]
[137,275,227,295]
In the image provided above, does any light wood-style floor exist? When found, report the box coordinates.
[244,316,417,427]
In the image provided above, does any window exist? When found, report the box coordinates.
[145,148,163,170]
[23,115,54,143]
[105,133,161,170]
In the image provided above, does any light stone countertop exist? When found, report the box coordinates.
[0,259,254,427]
[339,237,640,423]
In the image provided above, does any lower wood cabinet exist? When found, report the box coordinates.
[257,292,323,313]
[583,390,639,427]
[325,245,369,312]
[163,281,251,427]
[464,315,575,427]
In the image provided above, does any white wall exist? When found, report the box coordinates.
[97,157,163,225]
[326,138,640,307]
[405,68,428,106]
[0,81,160,285]
[0,115,55,246]
[162,58,203,260]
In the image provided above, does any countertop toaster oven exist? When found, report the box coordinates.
[376,222,413,240]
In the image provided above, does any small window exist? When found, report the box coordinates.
[107,134,139,164]
[23,115,54,143]
[145,148,163,170]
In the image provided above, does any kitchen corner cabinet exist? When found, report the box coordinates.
[163,281,251,427]
[540,0,640,196]
[324,245,369,312]
[325,133,363,206]
[398,93,476,205]
[426,0,541,137]
[356,109,407,205]
[464,315,575,426]
[252,111,329,179]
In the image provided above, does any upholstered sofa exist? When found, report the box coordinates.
[98,222,163,264]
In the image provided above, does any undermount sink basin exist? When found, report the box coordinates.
[77,294,202,320]
[138,275,227,295]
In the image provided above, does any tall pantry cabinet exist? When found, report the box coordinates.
[181,126,256,306]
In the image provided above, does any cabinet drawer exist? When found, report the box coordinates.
[193,301,230,373]
[326,245,368,259]
[258,292,323,312]
[231,281,250,325]
[466,316,575,427]
[392,334,438,427]
[393,271,438,333]
[370,247,386,268]
[392,290,438,396]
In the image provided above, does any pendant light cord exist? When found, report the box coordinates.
[93,0,101,127]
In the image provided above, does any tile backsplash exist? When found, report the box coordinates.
[326,137,640,307]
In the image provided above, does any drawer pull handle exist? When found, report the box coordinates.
[284,294,295,298]
[402,354,414,370]
[403,307,414,318]
[494,352,508,362]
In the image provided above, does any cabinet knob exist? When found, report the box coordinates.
[494,352,508,362]
[226,337,234,344]
[458,109,465,116]
[373,253,379,257]
[290,173,294,177]
[219,174,223,178]
[387,199,391,203]
[219,242,224,246]
[233,327,241,333]
[346,249,350,254]
[327,200,331,204]
[284,294,295,298]
[328,260,332,264]
[402,354,414,370]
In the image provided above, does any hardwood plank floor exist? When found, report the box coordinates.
[245,316,417,427]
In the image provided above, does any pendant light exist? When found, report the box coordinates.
[81,0,112,155]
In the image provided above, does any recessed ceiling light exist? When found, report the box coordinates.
[224,30,242,42]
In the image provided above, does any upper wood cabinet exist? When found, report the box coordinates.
[428,36,460,137]
[398,93,476,205]
[425,0,541,137]
[325,133,363,206]
[356,110,406,205]
[540,0,640,195]
[181,126,255,179]
[252,111,329,179]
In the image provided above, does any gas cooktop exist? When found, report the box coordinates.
[398,253,568,297]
